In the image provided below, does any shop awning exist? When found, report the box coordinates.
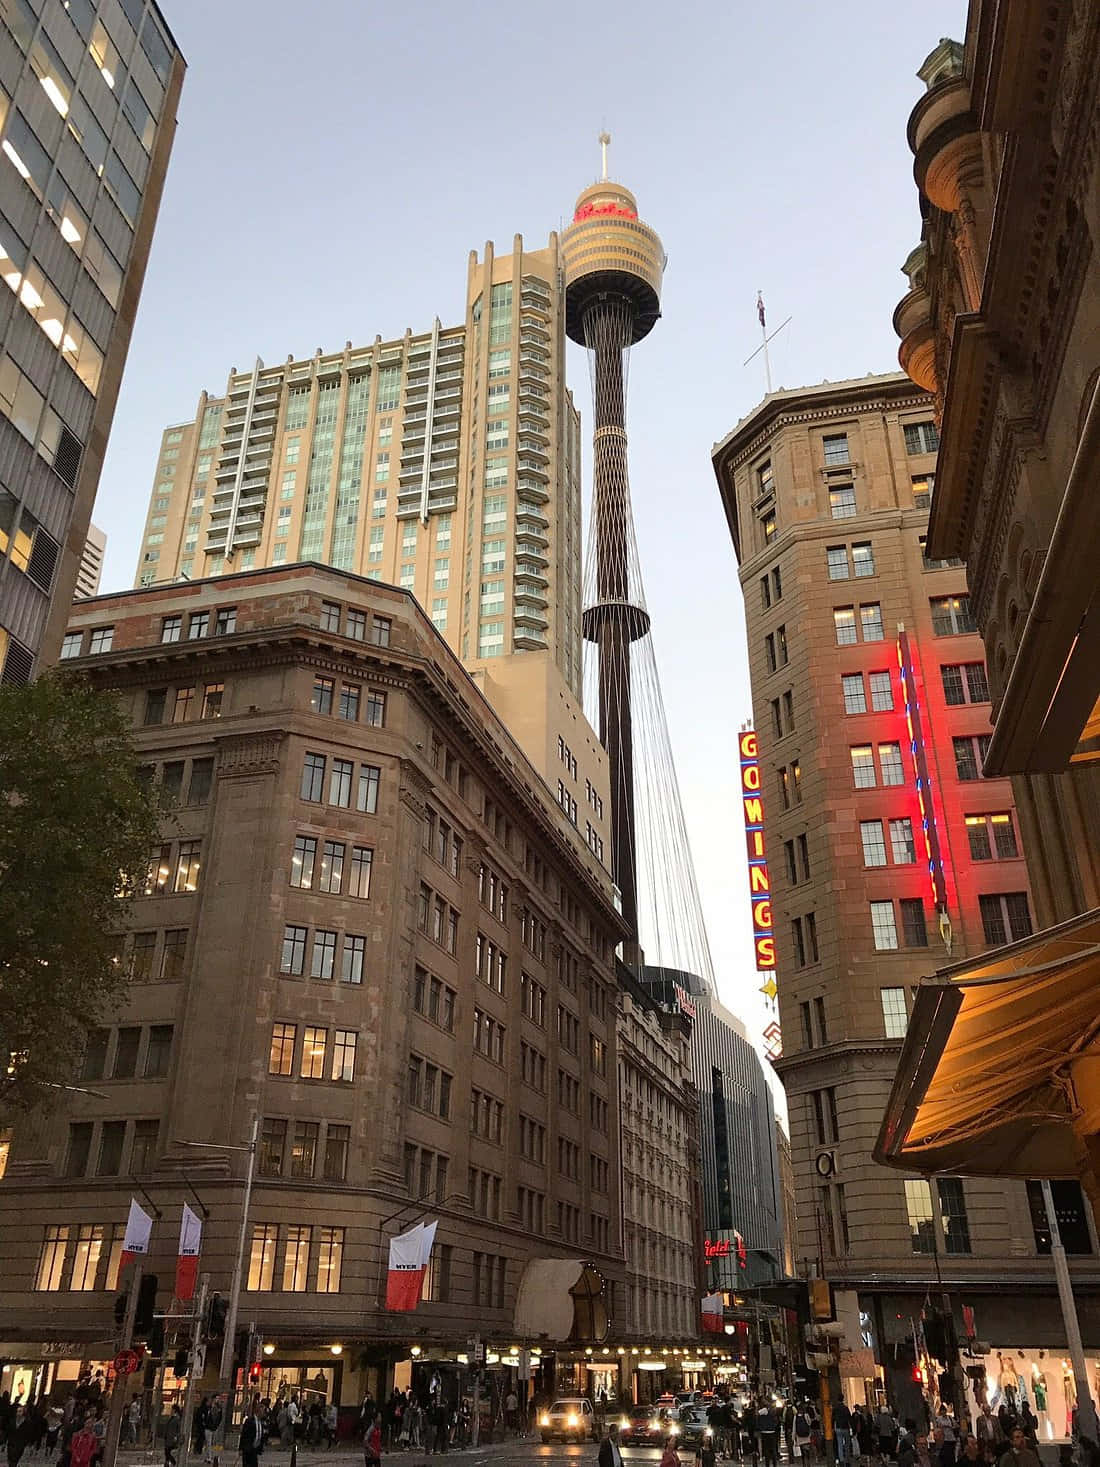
[513,1258,587,1340]
[874,908,1100,1176]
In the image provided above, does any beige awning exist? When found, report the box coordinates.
[513,1258,587,1340]
[874,908,1100,1176]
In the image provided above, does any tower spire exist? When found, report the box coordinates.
[598,130,611,181]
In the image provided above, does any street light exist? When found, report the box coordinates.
[175,1115,258,1390]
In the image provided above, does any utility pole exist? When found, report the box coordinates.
[1041,1180,1098,1443]
[102,1261,142,1467]
[209,1115,258,1393]
[178,1275,209,1467]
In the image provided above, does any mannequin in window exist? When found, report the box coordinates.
[1064,1365,1076,1438]
[998,1355,1019,1409]
[1031,1365,1049,1439]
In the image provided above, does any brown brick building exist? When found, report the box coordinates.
[0,563,634,1405]
[712,373,1100,1417]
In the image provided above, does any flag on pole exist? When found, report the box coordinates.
[757,292,766,330]
[175,1203,203,1301]
[385,1221,438,1311]
[701,1291,724,1334]
[119,1198,154,1270]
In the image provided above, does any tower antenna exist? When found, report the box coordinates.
[598,130,611,181]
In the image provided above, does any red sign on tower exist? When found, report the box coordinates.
[739,730,776,970]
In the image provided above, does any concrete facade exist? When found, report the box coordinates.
[0,564,634,1401]
[75,520,105,597]
[712,373,1100,1408]
[0,0,183,678]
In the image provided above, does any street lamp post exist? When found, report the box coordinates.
[1040,1180,1098,1445]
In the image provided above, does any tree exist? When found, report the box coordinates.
[0,672,163,1114]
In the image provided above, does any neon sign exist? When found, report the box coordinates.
[739,730,776,969]
[896,630,947,915]
[572,200,638,223]
[704,1235,748,1268]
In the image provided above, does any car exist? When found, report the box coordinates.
[677,1407,715,1450]
[540,1398,597,1443]
[619,1406,664,1446]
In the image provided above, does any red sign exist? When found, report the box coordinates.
[572,200,638,223]
[704,1238,731,1262]
[113,1349,141,1376]
[739,730,776,970]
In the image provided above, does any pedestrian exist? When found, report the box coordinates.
[67,1422,97,1467]
[127,1401,142,1449]
[599,1425,625,1467]
[239,1397,264,1467]
[960,1437,981,1466]
[505,1390,519,1437]
[794,1407,811,1465]
[364,1414,382,1467]
[163,1407,182,1467]
[697,1441,719,1467]
[783,1404,795,1464]
[660,1440,682,1467]
[744,1401,760,1466]
[431,1403,448,1455]
[205,1396,224,1463]
[758,1403,780,1467]
[874,1405,898,1463]
[834,1398,853,1465]
[997,1429,1040,1467]
[194,1399,210,1457]
[323,1403,337,1449]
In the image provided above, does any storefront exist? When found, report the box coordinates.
[0,1347,112,1406]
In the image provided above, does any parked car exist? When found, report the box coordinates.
[540,1398,597,1443]
[619,1407,665,1446]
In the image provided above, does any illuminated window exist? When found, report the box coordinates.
[318,840,344,894]
[889,818,916,864]
[881,988,908,1039]
[912,474,935,509]
[905,1180,935,1254]
[842,674,866,713]
[930,594,976,635]
[979,892,1032,946]
[870,901,898,950]
[878,743,905,786]
[833,607,856,645]
[259,1120,286,1179]
[850,746,875,788]
[290,836,317,889]
[269,1022,296,1076]
[761,509,776,544]
[860,820,887,867]
[826,546,849,580]
[282,1225,311,1292]
[860,603,884,641]
[299,1027,326,1080]
[316,1227,344,1293]
[174,841,201,893]
[247,1223,278,1290]
[757,460,775,498]
[35,1225,69,1291]
[290,1122,318,1179]
[869,671,894,711]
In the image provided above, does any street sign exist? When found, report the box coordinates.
[114,1349,141,1376]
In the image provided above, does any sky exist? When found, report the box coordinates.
[96,0,964,1084]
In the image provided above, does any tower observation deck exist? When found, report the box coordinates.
[563,155,669,963]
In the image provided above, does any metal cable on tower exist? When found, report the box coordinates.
[563,148,715,990]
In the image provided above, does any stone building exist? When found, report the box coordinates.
[712,372,1100,1414]
[0,563,631,1405]
[0,0,183,678]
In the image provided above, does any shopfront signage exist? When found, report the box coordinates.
[896,631,948,917]
[738,730,776,970]
[704,1234,748,1267]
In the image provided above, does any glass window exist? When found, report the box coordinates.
[131,1119,158,1173]
[823,433,850,465]
[144,1024,172,1078]
[282,1225,311,1291]
[905,1179,935,1254]
[826,546,849,580]
[300,1028,326,1081]
[834,608,856,645]
[316,1227,343,1293]
[879,743,905,786]
[174,841,201,892]
[338,683,359,721]
[35,1225,69,1291]
[341,934,365,985]
[161,930,187,982]
[290,836,317,889]
[320,600,340,633]
[347,608,366,640]
[61,631,83,659]
[850,746,875,788]
[310,929,337,981]
[860,820,886,867]
[979,892,1032,946]
[332,1030,356,1083]
[941,664,965,705]
[904,421,940,455]
[852,542,875,577]
[860,603,884,641]
[318,839,344,894]
[900,898,928,948]
[870,901,898,951]
[966,815,993,861]
[113,1027,140,1078]
[991,813,1019,859]
[365,691,386,726]
[301,752,325,802]
[869,670,893,711]
[247,1223,278,1289]
[269,1023,296,1076]
[828,484,856,519]
[323,1125,350,1183]
[348,846,372,899]
[311,676,333,714]
[89,626,114,653]
[889,818,916,864]
[881,988,908,1039]
[64,1122,92,1178]
[357,764,380,813]
[97,1120,125,1175]
[1027,1179,1093,1255]
[201,682,223,718]
[930,594,976,635]
[280,925,306,976]
[937,1176,971,1254]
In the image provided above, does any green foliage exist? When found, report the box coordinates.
[0,672,163,1115]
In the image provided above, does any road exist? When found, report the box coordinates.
[118,1442,671,1467]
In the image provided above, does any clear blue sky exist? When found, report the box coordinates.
[97,0,964,1070]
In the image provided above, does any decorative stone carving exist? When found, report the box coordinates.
[215,732,283,777]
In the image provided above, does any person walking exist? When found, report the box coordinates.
[364,1414,382,1467]
[163,1407,182,1467]
[783,1404,795,1464]
[834,1398,853,1464]
[599,1425,625,1467]
[997,1429,1039,1467]
[660,1440,682,1467]
[758,1403,780,1467]
[67,1422,97,1467]
[874,1405,898,1463]
[204,1396,224,1463]
[794,1407,811,1464]
[239,1397,265,1467]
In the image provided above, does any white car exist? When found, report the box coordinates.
[540,1398,596,1443]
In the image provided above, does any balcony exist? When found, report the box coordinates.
[514,543,549,569]
[514,581,549,609]
[399,462,424,483]
[518,459,548,481]
[517,480,549,503]
[518,438,548,461]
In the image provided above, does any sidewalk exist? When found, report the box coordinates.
[116,1438,533,1467]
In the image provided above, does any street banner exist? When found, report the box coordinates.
[119,1198,153,1270]
[385,1221,438,1310]
[175,1203,203,1300]
[701,1291,724,1333]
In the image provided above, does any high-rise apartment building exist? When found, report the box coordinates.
[0,0,183,677]
[131,235,608,860]
[0,563,632,1403]
[74,519,104,596]
[712,372,1100,1413]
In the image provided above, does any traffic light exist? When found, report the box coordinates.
[134,1274,159,1335]
[235,1330,251,1367]
[173,1345,190,1377]
[206,1292,227,1341]
[113,1294,127,1327]
[248,1363,262,1386]
[148,1320,165,1358]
